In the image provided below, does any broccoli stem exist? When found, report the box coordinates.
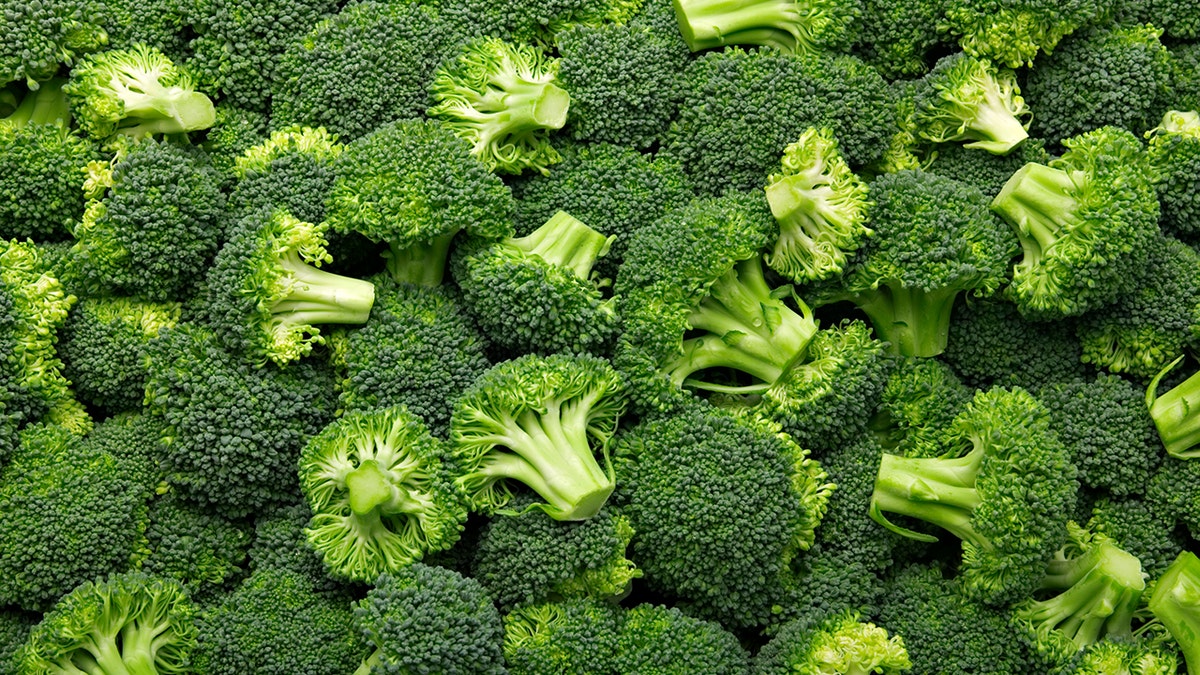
[854,284,958,357]
[2,78,70,127]
[470,74,569,150]
[1147,359,1200,459]
[122,616,176,675]
[869,446,985,544]
[1149,552,1200,673]
[673,0,804,52]
[961,85,1029,154]
[354,650,382,675]
[668,256,817,390]
[991,162,1083,265]
[120,75,216,134]
[765,173,852,279]
[385,233,457,286]
[272,253,376,326]
[510,211,613,279]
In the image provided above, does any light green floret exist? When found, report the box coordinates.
[672,0,859,55]
[429,38,569,175]
[911,53,1030,155]
[64,44,216,141]
[233,125,342,179]
[1073,640,1178,675]
[755,610,911,675]
[449,354,626,521]
[299,405,467,583]
[765,127,871,284]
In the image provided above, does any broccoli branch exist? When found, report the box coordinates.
[1146,356,1200,459]
[869,444,985,545]
[510,211,613,280]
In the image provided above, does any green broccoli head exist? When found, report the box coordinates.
[909,52,1031,155]
[927,137,1052,199]
[940,0,1105,68]
[755,610,911,675]
[615,604,750,674]
[1147,110,1200,240]
[298,405,467,583]
[0,0,107,87]
[1089,497,1184,580]
[448,353,626,521]
[871,356,975,459]
[503,598,622,675]
[671,0,860,54]
[227,125,344,227]
[138,490,254,601]
[854,0,947,78]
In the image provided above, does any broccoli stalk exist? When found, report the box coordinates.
[1146,357,1200,459]
[853,284,962,360]
[1149,552,1200,674]
[994,162,1082,270]
[672,0,855,54]
[870,443,988,545]
[509,210,613,279]
[1,79,70,127]
[911,53,1030,155]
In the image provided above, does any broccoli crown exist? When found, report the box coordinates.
[870,387,1078,605]
[672,0,861,54]
[69,139,226,302]
[142,323,338,517]
[454,210,618,358]
[83,412,169,496]
[357,563,507,675]
[503,598,622,675]
[511,142,693,281]
[0,424,149,610]
[939,0,1105,68]
[19,572,197,675]
[248,501,354,600]
[64,44,216,140]
[200,103,269,181]
[819,169,1015,357]
[325,118,514,286]
[555,18,689,150]
[195,567,366,675]
[59,296,181,412]
[298,405,467,583]
[927,137,1052,200]
[615,604,750,675]
[0,609,35,675]
[754,610,911,675]
[1036,373,1162,496]
[98,0,189,57]
[616,192,816,411]
[1149,552,1200,674]
[1069,638,1179,675]
[205,208,375,366]
[991,126,1161,318]
[871,356,975,459]
[1116,0,1200,39]
[0,81,98,241]
[1026,24,1173,145]
[435,0,638,46]
[0,0,107,87]
[853,0,947,78]
[764,126,873,284]
[614,400,833,629]
[772,548,889,632]
[226,125,343,230]
[139,490,253,600]
[1147,456,1200,539]
[1172,44,1200,114]
[429,37,568,175]
[448,352,626,521]
[472,496,639,611]
[909,52,1031,154]
[663,48,895,196]
[271,1,469,140]
[187,0,336,111]
[1089,497,1185,580]
[1147,110,1200,239]
[336,276,491,439]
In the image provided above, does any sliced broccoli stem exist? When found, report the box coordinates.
[354,650,381,675]
[869,446,985,545]
[1150,552,1200,672]
[2,78,70,127]
[960,84,1029,154]
[1147,358,1200,459]
[470,75,569,149]
[992,163,1084,262]
[510,211,613,279]
[765,172,854,279]
[673,0,805,52]
[122,616,176,675]
[272,253,376,326]
[669,256,817,390]
[345,459,436,518]
[854,284,958,357]
[385,233,458,286]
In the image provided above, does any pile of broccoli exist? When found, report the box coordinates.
[7,0,1200,672]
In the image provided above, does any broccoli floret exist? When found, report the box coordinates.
[226,125,342,227]
[142,323,338,517]
[1025,24,1173,146]
[813,169,1014,357]
[870,387,1078,605]
[454,210,617,358]
[1147,110,1200,240]
[908,52,1031,154]
[334,275,491,438]
[205,209,375,366]
[1089,497,1185,580]
[200,103,269,182]
[616,193,817,411]
[18,572,197,674]
[0,424,151,610]
[770,549,889,636]
[0,0,106,87]
[927,137,1052,199]
[871,356,975,458]
[764,127,873,284]
[448,353,626,521]
[939,0,1105,68]
[139,490,254,601]
[614,399,833,629]
[1172,44,1200,114]
[1146,453,1200,540]
[64,44,216,141]
[355,563,506,675]
[471,497,639,611]
[435,0,638,46]
[0,79,98,242]
[853,0,947,78]
[755,610,910,675]
[83,412,169,496]
[991,126,1161,319]
[59,296,180,413]
[671,0,860,54]
[248,501,357,600]
[503,598,622,675]
[325,118,514,286]
[0,609,35,674]
[511,143,693,282]
[1148,552,1200,674]
[1069,638,1179,675]
[616,604,750,674]
[196,568,366,675]
[1116,0,1200,40]
[99,0,189,57]
[68,139,226,302]
[664,48,895,195]
[298,405,467,583]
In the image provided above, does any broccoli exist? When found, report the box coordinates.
[870,357,975,460]
[325,118,514,286]
[138,490,254,601]
[200,103,269,182]
[853,0,947,78]
[333,275,491,438]
[614,399,833,629]
[355,564,507,675]
[990,126,1161,318]
[812,169,1014,357]
[616,604,751,675]
[434,0,639,46]
[248,501,356,600]
[926,137,1052,199]
[205,208,375,366]
[870,387,1078,605]
[82,412,169,495]
[754,610,911,675]
[1148,551,1200,675]
[0,78,98,241]
[671,0,860,54]
[939,0,1105,68]
[226,125,343,231]
[99,0,189,57]
[0,0,106,87]
[772,549,890,632]
[1147,110,1200,240]
[503,598,622,675]
[1069,639,1179,675]
[1146,357,1200,459]
[907,52,1031,154]
[429,37,569,175]
[64,44,216,141]
[1172,44,1200,114]
[448,353,626,521]
[471,496,638,610]
[17,572,198,674]
[763,127,872,284]
[454,210,618,357]
[0,609,35,675]
[1146,455,1200,541]
[298,405,467,583]
[1089,497,1185,580]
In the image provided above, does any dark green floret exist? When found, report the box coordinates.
[754,610,910,675]
[927,137,1052,200]
[248,501,354,600]
[503,598,622,675]
[1147,111,1200,239]
[200,103,269,182]
[671,0,860,54]
[433,0,640,46]
[1088,497,1184,580]
[1146,357,1200,459]
[138,490,253,601]
[853,0,946,78]
[0,610,35,675]
[871,356,974,459]
[226,125,344,231]
[1148,552,1200,675]
[939,0,1105,68]
[908,52,1030,155]
[0,0,107,87]
[616,604,750,675]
